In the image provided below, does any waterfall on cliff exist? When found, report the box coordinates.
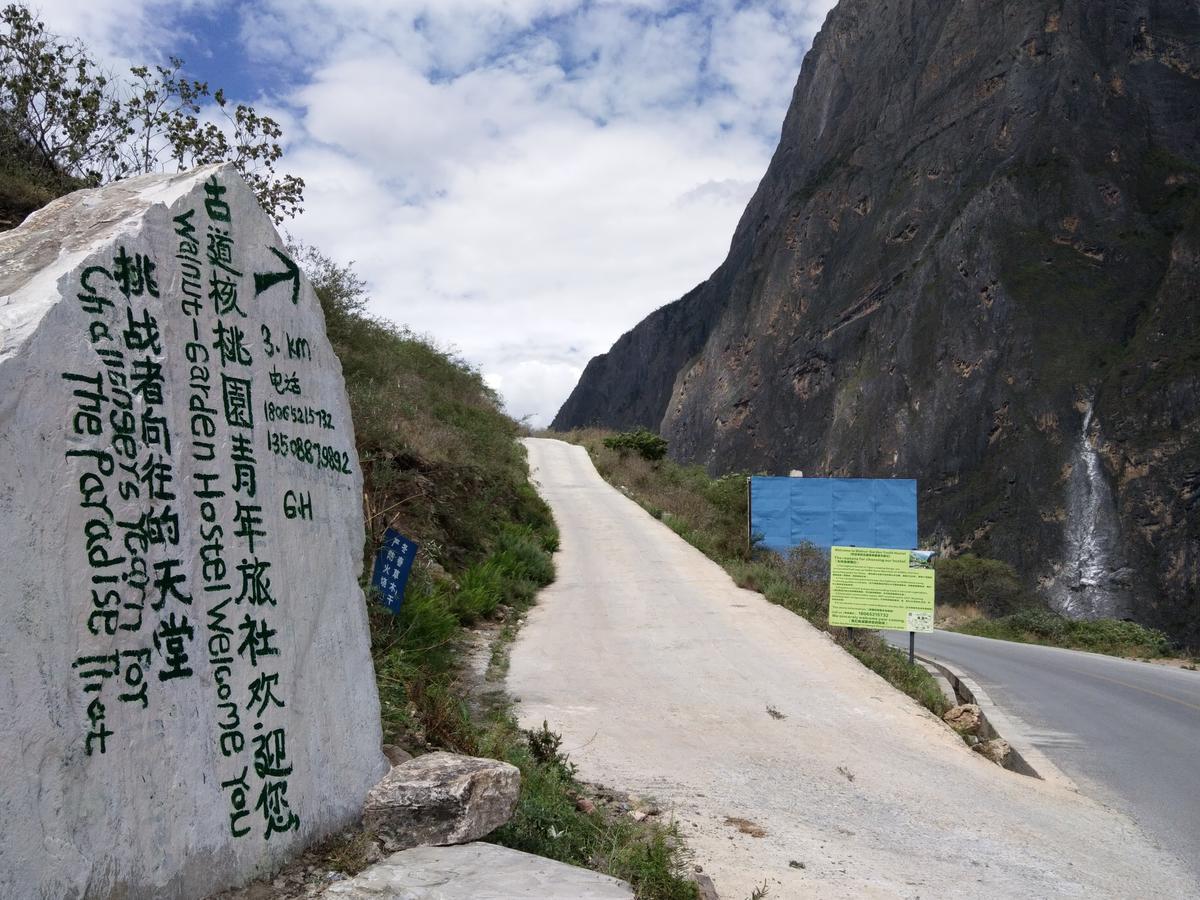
[1053,400,1128,619]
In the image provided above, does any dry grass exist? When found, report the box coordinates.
[936,603,984,628]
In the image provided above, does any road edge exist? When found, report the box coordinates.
[915,652,1079,792]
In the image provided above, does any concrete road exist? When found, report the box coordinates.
[883,628,1200,885]
[508,439,1197,898]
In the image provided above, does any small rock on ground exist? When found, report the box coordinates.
[943,704,983,735]
[974,739,1013,767]
[381,744,413,766]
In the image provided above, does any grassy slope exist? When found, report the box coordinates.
[311,257,697,899]
[0,121,82,231]
[556,429,951,718]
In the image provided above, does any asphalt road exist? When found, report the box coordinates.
[509,439,1196,898]
[883,628,1200,885]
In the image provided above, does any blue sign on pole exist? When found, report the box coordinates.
[749,477,918,553]
[372,528,419,614]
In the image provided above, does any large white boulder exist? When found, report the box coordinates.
[0,165,388,898]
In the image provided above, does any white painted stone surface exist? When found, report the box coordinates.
[0,165,387,898]
[323,843,635,899]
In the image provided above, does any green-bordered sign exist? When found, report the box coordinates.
[829,546,935,632]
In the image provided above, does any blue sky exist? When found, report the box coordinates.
[34,0,837,426]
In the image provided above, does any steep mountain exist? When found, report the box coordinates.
[553,0,1200,646]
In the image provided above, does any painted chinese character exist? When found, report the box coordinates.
[205,175,231,221]
[213,320,252,368]
[247,671,285,717]
[112,246,159,298]
[233,501,265,553]
[252,728,293,778]
[254,779,299,840]
[119,505,180,554]
[123,306,162,353]
[236,614,279,667]
[140,407,173,455]
[209,272,246,318]
[150,558,192,610]
[231,432,257,496]
[222,375,254,430]
[268,365,301,396]
[153,613,195,681]
[131,356,165,405]
[139,454,175,501]
[206,226,242,276]
[235,557,274,606]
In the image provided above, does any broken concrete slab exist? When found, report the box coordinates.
[323,842,634,899]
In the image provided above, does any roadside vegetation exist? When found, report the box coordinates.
[566,428,1193,672]
[557,428,951,717]
[953,611,1181,659]
[932,555,1187,659]
[311,257,698,899]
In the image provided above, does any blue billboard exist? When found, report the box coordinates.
[749,477,917,553]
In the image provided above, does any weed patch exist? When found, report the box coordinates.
[479,716,699,900]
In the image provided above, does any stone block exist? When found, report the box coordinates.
[364,752,520,850]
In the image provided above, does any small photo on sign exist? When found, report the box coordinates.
[906,611,934,632]
[372,528,419,615]
[909,550,936,569]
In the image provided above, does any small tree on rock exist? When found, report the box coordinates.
[0,3,303,222]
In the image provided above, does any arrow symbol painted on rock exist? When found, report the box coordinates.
[254,247,300,305]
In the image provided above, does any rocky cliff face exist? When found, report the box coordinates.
[553,0,1200,646]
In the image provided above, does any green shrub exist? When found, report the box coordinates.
[935,554,1027,616]
[603,428,669,461]
[957,611,1174,658]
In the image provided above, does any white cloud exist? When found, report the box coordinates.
[19,0,838,426]
[27,0,220,63]
[485,358,582,428]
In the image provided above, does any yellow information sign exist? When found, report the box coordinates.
[829,547,935,632]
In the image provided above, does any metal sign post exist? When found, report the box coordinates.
[909,630,915,666]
